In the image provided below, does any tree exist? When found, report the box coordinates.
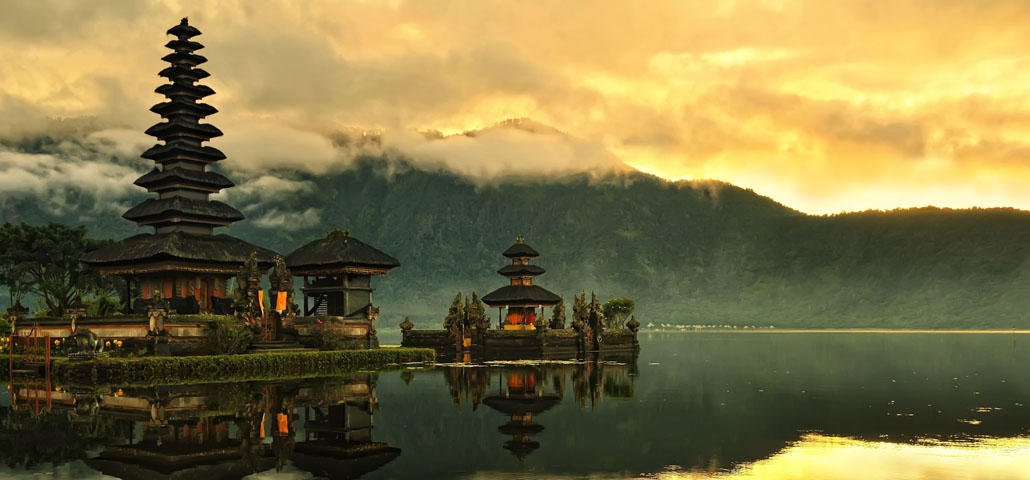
[0,223,32,308]
[589,292,605,330]
[602,297,636,329]
[0,223,110,316]
[443,291,464,332]
[550,296,566,329]
[571,292,588,330]
[467,292,488,330]
[81,287,122,317]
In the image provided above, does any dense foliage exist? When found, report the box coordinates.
[309,320,349,351]
[602,297,636,328]
[209,316,254,354]
[0,223,116,316]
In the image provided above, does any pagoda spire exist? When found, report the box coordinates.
[126,18,243,235]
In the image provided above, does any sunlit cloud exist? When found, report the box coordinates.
[2,0,1030,213]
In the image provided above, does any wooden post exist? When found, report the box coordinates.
[8,335,13,387]
[44,335,51,409]
[341,275,349,318]
[303,276,309,317]
[124,276,132,314]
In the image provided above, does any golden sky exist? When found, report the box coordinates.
[3,0,1030,214]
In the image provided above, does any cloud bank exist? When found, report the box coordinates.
[3,0,1030,213]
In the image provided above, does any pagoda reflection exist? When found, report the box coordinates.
[440,353,639,460]
[483,370,561,461]
[2,375,398,479]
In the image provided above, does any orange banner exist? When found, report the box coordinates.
[276,291,287,312]
[277,413,289,435]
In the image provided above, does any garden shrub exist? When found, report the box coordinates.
[310,320,348,351]
[209,317,254,354]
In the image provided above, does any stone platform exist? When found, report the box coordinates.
[400,327,639,361]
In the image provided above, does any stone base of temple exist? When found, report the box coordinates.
[11,314,382,357]
[247,340,314,353]
[400,327,640,361]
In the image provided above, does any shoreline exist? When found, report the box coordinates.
[641,328,1030,334]
[3,347,436,387]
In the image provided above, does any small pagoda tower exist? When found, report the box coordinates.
[482,235,561,330]
[84,19,276,313]
[285,229,400,319]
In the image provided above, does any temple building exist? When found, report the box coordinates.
[83,19,276,313]
[482,235,561,330]
[285,229,399,319]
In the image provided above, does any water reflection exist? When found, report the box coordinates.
[440,355,637,461]
[1,376,399,479]
[2,333,1029,479]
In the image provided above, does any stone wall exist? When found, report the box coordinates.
[400,326,638,360]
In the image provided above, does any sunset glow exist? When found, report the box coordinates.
[3,0,1030,213]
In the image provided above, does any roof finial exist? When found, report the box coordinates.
[181,17,189,25]
[326,227,350,241]
[516,234,525,244]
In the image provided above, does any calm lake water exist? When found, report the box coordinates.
[2,332,1029,479]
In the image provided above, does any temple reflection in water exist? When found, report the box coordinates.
[1,375,399,479]
[442,352,639,461]
[4,334,1029,479]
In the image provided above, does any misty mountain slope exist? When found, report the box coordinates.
[222,159,801,321]
[5,153,1030,328]
[737,208,1030,327]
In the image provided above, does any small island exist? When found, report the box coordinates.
[400,236,640,360]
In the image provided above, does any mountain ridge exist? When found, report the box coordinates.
[4,152,1030,329]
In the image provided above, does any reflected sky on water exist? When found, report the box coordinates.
[1,332,1028,479]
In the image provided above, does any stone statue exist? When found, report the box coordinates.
[69,328,106,360]
[588,291,605,345]
[234,252,263,324]
[366,305,381,336]
[268,255,296,314]
[627,315,640,334]
[534,311,548,334]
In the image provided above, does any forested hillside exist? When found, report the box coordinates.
[5,153,1030,329]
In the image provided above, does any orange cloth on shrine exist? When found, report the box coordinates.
[258,290,265,314]
[277,413,289,435]
[276,291,287,312]
[259,412,266,438]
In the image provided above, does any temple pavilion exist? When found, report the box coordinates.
[83,19,276,312]
[482,236,561,330]
[285,229,399,319]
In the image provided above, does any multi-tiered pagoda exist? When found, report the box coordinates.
[84,19,275,313]
[482,235,561,330]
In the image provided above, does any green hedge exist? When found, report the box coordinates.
[8,348,434,386]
